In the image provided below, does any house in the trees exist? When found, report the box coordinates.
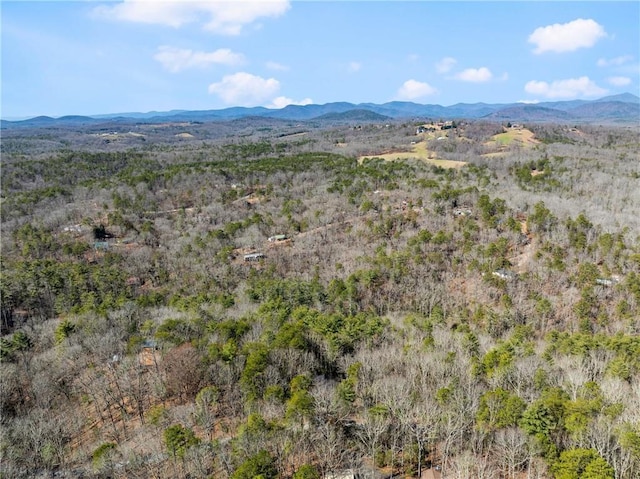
[492,269,518,281]
[453,208,472,217]
[244,252,265,262]
[596,277,620,287]
[268,234,288,242]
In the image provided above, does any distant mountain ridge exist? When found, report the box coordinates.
[2,93,638,128]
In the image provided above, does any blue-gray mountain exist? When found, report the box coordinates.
[2,93,638,128]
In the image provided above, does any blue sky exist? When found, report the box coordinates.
[2,1,638,119]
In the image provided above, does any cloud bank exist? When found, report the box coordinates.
[524,76,607,98]
[455,67,493,82]
[208,72,280,105]
[269,96,313,109]
[154,46,244,72]
[396,80,437,100]
[528,18,606,54]
[93,0,290,35]
[206,72,311,108]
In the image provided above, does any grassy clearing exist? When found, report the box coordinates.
[493,130,519,145]
[482,128,539,157]
[489,128,539,147]
[359,140,467,169]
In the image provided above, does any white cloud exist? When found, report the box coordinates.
[348,61,362,73]
[436,57,456,74]
[92,1,191,28]
[93,0,290,35]
[607,76,631,87]
[597,55,633,67]
[517,99,540,104]
[524,76,607,98]
[154,46,244,72]
[266,61,289,71]
[455,67,493,82]
[269,96,313,109]
[528,18,606,54]
[208,72,280,106]
[202,1,290,35]
[396,80,437,101]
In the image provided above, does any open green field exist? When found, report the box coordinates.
[359,140,467,168]
[487,127,539,147]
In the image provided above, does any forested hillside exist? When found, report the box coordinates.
[1,119,639,479]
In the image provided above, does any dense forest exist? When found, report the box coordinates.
[1,118,639,479]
